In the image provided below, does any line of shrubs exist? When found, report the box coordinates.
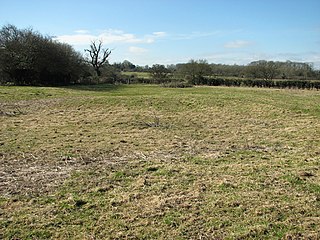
[156,77,320,90]
[81,74,320,90]
[161,81,193,88]
[200,78,320,90]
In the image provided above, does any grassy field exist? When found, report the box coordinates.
[121,71,151,79]
[0,84,320,239]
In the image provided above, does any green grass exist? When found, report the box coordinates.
[121,71,151,79]
[1,84,320,239]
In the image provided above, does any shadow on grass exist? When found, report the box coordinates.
[62,84,126,92]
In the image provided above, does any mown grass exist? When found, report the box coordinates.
[0,84,320,239]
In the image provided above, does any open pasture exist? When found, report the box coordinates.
[0,85,319,239]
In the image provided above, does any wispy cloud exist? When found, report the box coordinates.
[224,40,253,49]
[152,32,167,37]
[54,29,167,46]
[172,29,243,40]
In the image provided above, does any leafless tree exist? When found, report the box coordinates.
[85,40,111,76]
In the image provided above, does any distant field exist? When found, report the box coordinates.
[1,84,320,239]
[121,71,151,79]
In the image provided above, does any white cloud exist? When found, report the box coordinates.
[74,29,90,34]
[54,29,167,46]
[129,46,148,54]
[224,40,253,49]
[55,33,95,45]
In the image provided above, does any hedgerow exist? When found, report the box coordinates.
[201,78,320,90]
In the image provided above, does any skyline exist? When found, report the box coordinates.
[1,0,320,68]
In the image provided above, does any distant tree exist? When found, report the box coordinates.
[100,64,121,84]
[134,65,144,72]
[177,59,211,84]
[121,60,136,71]
[144,65,150,71]
[211,63,245,77]
[112,60,136,72]
[296,62,314,80]
[246,60,279,80]
[85,40,111,76]
[150,64,170,83]
[112,62,123,72]
[245,65,261,79]
[166,64,177,72]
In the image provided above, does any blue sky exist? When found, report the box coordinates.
[1,0,320,68]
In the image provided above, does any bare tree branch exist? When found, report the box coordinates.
[85,40,111,76]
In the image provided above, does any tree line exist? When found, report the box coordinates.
[1,24,319,87]
[0,24,89,86]
[108,60,320,87]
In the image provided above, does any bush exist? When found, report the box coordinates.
[0,24,85,86]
